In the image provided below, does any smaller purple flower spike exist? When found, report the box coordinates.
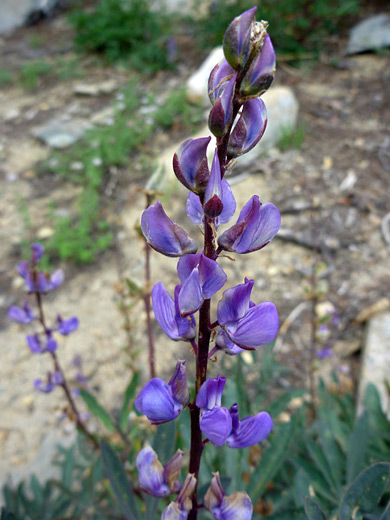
[152,283,196,341]
[173,137,211,193]
[218,195,280,254]
[136,446,183,498]
[204,150,224,218]
[17,261,64,293]
[8,301,36,324]
[177,254,227,317]
[226,403,273,448]
[217,278,279,350]
[317,346,333,359]
[135,361,189,424]
[162,473,197,520]
[227,98,267,158]
[141,201,197,258]
[26,333,57,354]
[56,316,79,335]
[186,180,236,229]
[240,33,276,99]
[204,473,253,520]
[34,371,63,393]
[208,59,235,105]
[223,6,257,71]
[208,73,237,138]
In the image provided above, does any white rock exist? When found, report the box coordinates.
[74,80,118,97]
[0,0,59,35]
[358,312,390,418]
[187,46,224,104]
[346,14,390,55]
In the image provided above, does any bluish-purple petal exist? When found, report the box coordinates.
[228,98,267,158]
[204,150,223,218]
[136,446,170,497]
[200,407,232,446]
[57,316,79,335]
[168,361,190,408]
[217,279,254,326]
[186,192,203,225]
[227,409,273,448]
[224,301,279,349]
[215,330,244,355]
[8,302,36,324]
[196,375,226,410]
[135,378,180,424]
[141,201,197,257]
[173,137,211,193]
[178,267,203,316]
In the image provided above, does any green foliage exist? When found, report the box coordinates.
[19,60,52,90]
[278,124,306,152]
[194,0,360,56]
[39,82,202,264]
[69,0,174,72]
[0,68,14,87]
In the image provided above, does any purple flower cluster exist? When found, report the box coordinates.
[8,244,79,394]
[136,6,280,518]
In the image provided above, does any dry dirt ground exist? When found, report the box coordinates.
[0,8,389,487]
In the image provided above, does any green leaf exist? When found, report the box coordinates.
[153,420,177,465]
[295,458,338,504]
[119,373,140,432]
[80,389,116,433]
[100,440,139,520]
[247,420,292,502]
[339,462,390,520]
[305,437,338,497]
[346,411,370,484]
[303,496,327,519]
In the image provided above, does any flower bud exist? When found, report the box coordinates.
[205,473,253,520]
[173,137,211,193]
[223,6,257,71]
[208,73,237,138]
[240,33,276,99]
[136,447,183,497]
[141,201,197,257]
[208,59,235,106]
[204,150,223,218]
[162,474,197,519]
[227,98,267,158]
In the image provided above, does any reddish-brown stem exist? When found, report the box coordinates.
[34,290,99,449]
[144,193,157,379]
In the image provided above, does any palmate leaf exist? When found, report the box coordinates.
[303,496,327,520]
[100,440,139,520]
[339,462,390,520]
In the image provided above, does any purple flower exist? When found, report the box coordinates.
[227,98,267,158]
[173,137,211,193]
[34,371,63,393]
[162,474,197,520]
[141,201,197,257]
[240,33,276,98]
[152,283,196,341]
[196,376,273,448]
[31,243,44,262]
[204,150,223,218]
[27,333,57,354]
[208,73,237,138]
[204,473,253,520]
[136,446,183,497]
[218,195,280,254]
[135,360,189,424]
[8,301,36,324]
[17,260,64,293]
[177,254,227,317]
[317,346,333,359]
[223,6,257,71]
[226,403,273,448]
[216,279,278,351]
[208,59,235,105]
[186,179,236,229]
[56,315,79,335]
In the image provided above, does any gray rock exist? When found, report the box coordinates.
[31,118,91,149]
[0,0,59,35]
[358,312,390,418]
[346,14,390,55]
